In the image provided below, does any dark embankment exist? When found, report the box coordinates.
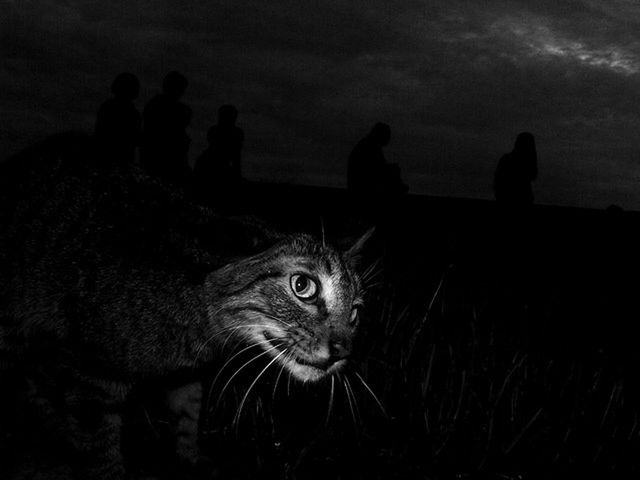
[2,136,639,477]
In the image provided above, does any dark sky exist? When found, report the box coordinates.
[3,0,640,209]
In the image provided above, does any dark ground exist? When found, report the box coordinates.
[4,171,640,479]
[150,184,640,479]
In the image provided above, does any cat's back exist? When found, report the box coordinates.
[0,132,275,356]
[1,132,182,265]
[4,134,136,288]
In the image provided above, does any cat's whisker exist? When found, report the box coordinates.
[233,348,289,431]
[214,338,271,382]
[344,375,362,426]
[245,308,294,329]
[353,370,387,418]
[219,328,248,355]
[213,332,242,362]
[215,323,279,334]
[201,325,261,362]
[205,339,273,412]
[272,352,291,401]
[195,324,262,362]
[213,323,284,359]
[258,312,295,329]
[361,257,382,283]
[221,305,295,330]
[362,269,384,290]
[338,373,356,428]
[362,257,381,278]
[362,266,382,284]
[362,280,385,292]
[325,375,335,426]
[195,334,216,363]
[215,344,282,409]
[142,407,160,439]
[286,364,293,397]
[218,323,281,346]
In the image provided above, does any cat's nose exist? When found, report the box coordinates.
[308,341,350,370]
[303,342,331,370]
[329,340,350,361]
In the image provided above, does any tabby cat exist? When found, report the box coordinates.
[0,133,370,479]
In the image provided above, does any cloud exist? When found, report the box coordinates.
[2,0,640,208]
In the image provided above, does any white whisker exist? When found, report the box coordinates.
[215,344,281,408]
[361,257,382,283]
[338,372,356,428]
[344,375,362,426]
[196,324,274,362]
[233,348,289,430]
[287,365,293,397]
[205,339,273,412]
[354,370,387,418]
[325,375,335,426]
[263,314,296,329]
[219,324,284,352]
[272,352,292,401]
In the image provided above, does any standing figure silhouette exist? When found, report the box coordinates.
[140,71,192,184]
[95,72,142,166]
[348,122,407,196]
[347,122,408,223]
[194,104,244,204]
[348,122,391,196]
[494,132,538,206]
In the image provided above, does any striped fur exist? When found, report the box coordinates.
[0,134,366,479]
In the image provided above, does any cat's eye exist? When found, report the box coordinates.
[350,308,358,325]
[350,306,362,326]
[290,274,318,300]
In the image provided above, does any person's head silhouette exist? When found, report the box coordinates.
[218,104,238,127]
[513,131,536,160]
[162,71,188,100]
[111,72,139,101]
[370,122,391,147]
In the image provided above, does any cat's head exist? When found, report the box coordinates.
[207,229,373,383]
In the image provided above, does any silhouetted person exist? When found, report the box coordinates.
[494,132,538,206]
[347,123,408,229]
[348,122,407,197]
[95,72,142,166]
[140,71,192,184]
[194,104,244,203]
[348,123,389,195]
[490,133,540,330]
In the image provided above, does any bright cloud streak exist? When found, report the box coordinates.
[537,38,639,75]
[493,16,640,75]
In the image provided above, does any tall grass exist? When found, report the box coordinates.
[191,260,640,479]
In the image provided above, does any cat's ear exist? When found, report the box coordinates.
[344,227,375,267]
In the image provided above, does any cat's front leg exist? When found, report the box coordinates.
[65,382,129,480]
[165,381,203,466]
[81,413,126,479]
